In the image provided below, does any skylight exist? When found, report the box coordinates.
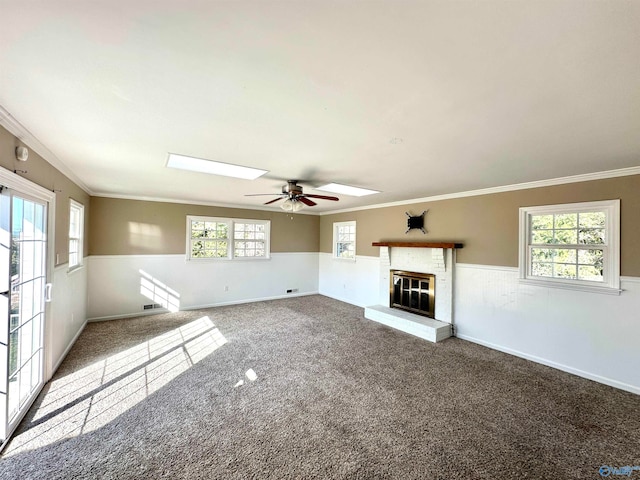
[166,153,267,180]
[315,183,380,197]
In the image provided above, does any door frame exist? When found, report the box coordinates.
[0,166,56,444]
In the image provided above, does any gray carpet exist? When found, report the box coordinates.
[1,295,638,479]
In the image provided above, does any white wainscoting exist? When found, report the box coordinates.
[455,264,640,394]
[86,252,319,321]
[318,255,640,394]
[48,264,88,376]
[318,253,380,307]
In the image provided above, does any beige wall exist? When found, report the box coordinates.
[0,126,90,266]
[89,197,320,255]
[320,175,640,277]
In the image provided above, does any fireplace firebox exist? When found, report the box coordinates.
[390,270,435,318]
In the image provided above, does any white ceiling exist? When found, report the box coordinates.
[1,1,639,213]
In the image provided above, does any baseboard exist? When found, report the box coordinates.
[87,309,170,322]
[185,291,318,310]
[86,291,319,322]
[457,333,639,395]
[50,319,88,378]
[318,291,367,308]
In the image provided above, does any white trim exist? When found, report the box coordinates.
[320,166,640,215]
[51,320,87,373]
[88,252,317,260]
[186,215,271,261]
[0,166,55,202]
[88,309,170,322]
[90,253,187,260]
[456,263,519,273]
[68,198,84,270]
[93,193,320,215]
[0,105,92,194]
[94,167,640,216]
[456,333,640,395]
[4,101,637,214]
[518,278,622,295]
[456,263,640,286]
[87,291,319,322]
[0,168,57,447]
[518,199,620,294]
[332,220,356,260]
[318,291,369,308]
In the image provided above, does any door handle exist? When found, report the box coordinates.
[44,283,52,302]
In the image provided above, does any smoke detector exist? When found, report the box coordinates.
[15,146,29,162]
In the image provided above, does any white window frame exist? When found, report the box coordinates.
[68,199,84,270]
[186,216,270,261]
[518,199,620,295]
[332,221,356,261]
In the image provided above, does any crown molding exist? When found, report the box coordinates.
[320,166,640,215]
[92,192,321,215]
[0,105,93,195]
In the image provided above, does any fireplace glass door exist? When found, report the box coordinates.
[390,271,435,318]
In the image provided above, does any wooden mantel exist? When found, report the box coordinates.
[372,241,463,249]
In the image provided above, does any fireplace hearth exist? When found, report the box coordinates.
[390,270,435,318]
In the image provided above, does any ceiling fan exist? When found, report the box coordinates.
[246,180,339,211]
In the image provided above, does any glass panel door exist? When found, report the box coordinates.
[0,188,47,442]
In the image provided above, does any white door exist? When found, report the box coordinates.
[0,186,48,443]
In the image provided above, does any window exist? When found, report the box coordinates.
[333,221,356,260]
[186,216,270,260]
[519,200,620,294]
[69,200,84,269]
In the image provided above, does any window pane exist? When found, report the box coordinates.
[191,221,204,231]
[554,229,577,244]
[579,212,605,229]
[554,213,577,229]
[554,249,576,264]
[554,264,576,279]
[579,228,605,245]
[531,263,553,277]
[337,242,354,258]
[531,215,553,230]
[578,265,603,282]
[531,248,553,262]
[531,230,553,244]
[578,249,603,267]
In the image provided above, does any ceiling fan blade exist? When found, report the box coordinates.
[298,196,317,207]
[303,194,339,201]
[264,197,284,205]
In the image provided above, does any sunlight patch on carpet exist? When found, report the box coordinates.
[3,316,227,456]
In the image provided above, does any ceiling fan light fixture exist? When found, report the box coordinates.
[166,153,268,180]
[280,198,304,212]
[315,183,380,197]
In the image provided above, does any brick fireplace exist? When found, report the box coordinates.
[365,242,462,343]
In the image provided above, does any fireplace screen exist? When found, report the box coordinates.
[390,270,435,318]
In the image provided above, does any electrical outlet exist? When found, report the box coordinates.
[286,288,299,294]
[224,285,229,292]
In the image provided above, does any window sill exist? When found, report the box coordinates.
[332,256,356,262]
[519,278,621,295]
[67,265,84,275]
